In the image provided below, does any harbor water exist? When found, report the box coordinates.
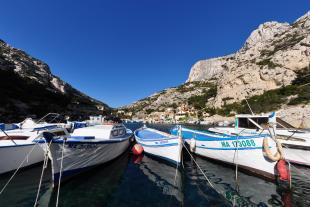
[0,123,309,207]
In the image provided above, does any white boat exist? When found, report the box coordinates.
[171,126,284,180]
[0,127,68,174]
[134,127,182,165]
[209,112,310,167]
[40,124,132,185]
[0,113,85,175]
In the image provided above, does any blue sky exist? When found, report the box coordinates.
[0,0,308,107]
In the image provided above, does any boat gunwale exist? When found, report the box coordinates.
[134,127,178,142]
[176,127,270,141]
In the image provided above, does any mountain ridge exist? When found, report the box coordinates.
[0,39,110,122]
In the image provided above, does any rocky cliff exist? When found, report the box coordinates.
[187,11,309,107]
[121,11,310,127]
[0,39,109,122]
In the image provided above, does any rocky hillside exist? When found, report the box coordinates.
[121,11,310,127]
[0,39,109,122]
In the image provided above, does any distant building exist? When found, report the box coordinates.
[88,115,105,125]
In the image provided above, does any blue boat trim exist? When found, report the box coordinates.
[32,125,58,131]
[134,129,178,142]
[136,137,178,142]
[70,136,96,140]
[138,142,178,148]
[196,146,263,150]
[171,127,268,141]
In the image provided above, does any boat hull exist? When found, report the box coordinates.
[140,142,181,165]
[48,138,130,185]
[210,127,310,167]
[172,127,278,179]
[134,128,182,165]
[193,141,276,179]
[0,143,44,174]
[282,145,310,166]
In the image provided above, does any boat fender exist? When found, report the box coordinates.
[263,137,283,162]
[132,144,143,155]
[277,159,290,181]
[190,138,196,152]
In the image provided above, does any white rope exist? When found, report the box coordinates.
[279,143,309,178]
[181,140,235,205]
[33,140,52,207]
[33,151,49,206]
[233,135,240,183]
[181,141,215,188]
[56,139,66,207]
[232,129,247,183]
[0,143,39,195]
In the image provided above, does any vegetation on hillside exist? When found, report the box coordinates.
[187,83,217,110]
[214,67,310,116]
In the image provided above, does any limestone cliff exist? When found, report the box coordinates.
[121,11,310,127]
[187,11,309,108]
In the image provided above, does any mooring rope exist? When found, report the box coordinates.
[33,139,52,207]
[232,128,247,184]
[181,141,215,188]
[233,135,240,184]
[181,140,236,205]
[0,143,39,195]
[56,138,66,207]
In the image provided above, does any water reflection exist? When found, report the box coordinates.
[0,163,51,206]
[46,152,129,207]
[290,164,310,206]
[148,123,310,207]
[186,155,280,206]
[0,123,309,207]
[139,154,184,203]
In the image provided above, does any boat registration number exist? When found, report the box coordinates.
[221,139,256,148]
[67,144,97,149]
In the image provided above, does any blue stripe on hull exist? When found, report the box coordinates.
[196,146,263,150]
[171,128,268,141]
[138,142,178,148]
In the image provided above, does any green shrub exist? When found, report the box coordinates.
[218,74,309,115]
[187,84,217,110]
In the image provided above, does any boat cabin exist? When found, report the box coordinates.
[235,112,296,130]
